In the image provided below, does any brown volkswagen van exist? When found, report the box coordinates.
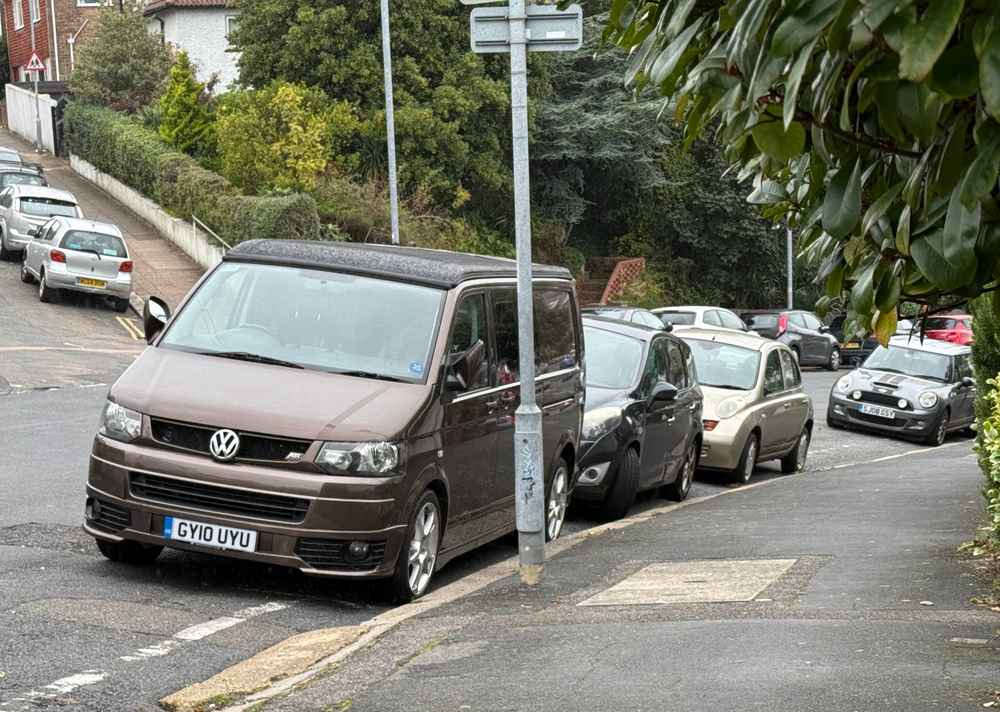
[84,241,584,601]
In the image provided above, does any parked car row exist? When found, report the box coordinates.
[0,146,133,312]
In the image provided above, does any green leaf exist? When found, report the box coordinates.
[930,41,979,98]
[840,47,880,131]
[896,82,941,143]
[783,38,818,130]
[911,188,980,289]
[874,308,898,346]
[752,120,806,163]
[981,30,1000,123]
[898,0,964,82]
[875,260,903,311]
[875,82,906,143]
[880,5,916,54]
[827,262,845,297]
[861,181,904,238]
[935,113,970,194]
[747,180,789,204]
[973,13,998,60]
[862,0,913,32]
[771,0,843,57]
[823,160,862,239]
[649,17,706,86]
[895,204,911,255]
[958,127,1000,209]
[851,259,878,314]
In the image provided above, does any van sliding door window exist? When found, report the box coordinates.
[449,294,489,391]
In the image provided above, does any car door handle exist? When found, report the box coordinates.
[667,416,676,424]
[782,403,792,410]
[485,399,500,410]
[500,391,516,403]
[688,402,698,411]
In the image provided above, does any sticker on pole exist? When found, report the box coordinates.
[26,53,45,72]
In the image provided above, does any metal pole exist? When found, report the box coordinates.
[509,0,545,585]
[30,8,41,151]
[786,225,794,310]
[379,0,400,246]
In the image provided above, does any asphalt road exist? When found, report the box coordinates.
[0,266,976,710]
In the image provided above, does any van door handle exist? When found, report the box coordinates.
[689,402,698,411]
[485,399,500,410]
[782,403,792,410]
[500,391,516,403]
[667,416,676,424]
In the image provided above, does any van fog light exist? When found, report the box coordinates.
[347,541,370,560]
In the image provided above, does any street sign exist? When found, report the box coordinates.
[470,4,583,53]
[26,53,45,72]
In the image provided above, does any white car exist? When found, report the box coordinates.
[652,306,755,334]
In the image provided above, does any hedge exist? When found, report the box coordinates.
[64,102,321,245]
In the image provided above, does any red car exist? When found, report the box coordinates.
[924,315,974,345]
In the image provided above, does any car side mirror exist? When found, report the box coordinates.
[961,376,975,388]
[27,228,37,237]
[143,296,170,344]
[661,322,673,333]
[651,383,678,402]
[819,325,830,333]
[446,339,485,392]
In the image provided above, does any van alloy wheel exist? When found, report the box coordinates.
[407,499,440,598]
[546,463,568,541]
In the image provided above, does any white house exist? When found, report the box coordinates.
[144,0,240,91]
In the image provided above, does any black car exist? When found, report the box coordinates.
[828,315,879,367]
[827,337,975,445]
[580,305,666,330]
[574,315,703,519]
[740,309,841,370]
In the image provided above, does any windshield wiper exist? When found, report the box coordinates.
[335,370,407,383]
[75,248,102,260]
[703,383,747,390]
[203,351,305,369]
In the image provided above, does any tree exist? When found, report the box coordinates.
[216,81,359,193]
[71,7,172,113]
[158,52,215,159]
[228,0,519,220]
[603,0,1000,341]
[0,34,10,88]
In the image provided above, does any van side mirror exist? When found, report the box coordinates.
[651,383,678,403]
[446,340,485,391]
[961,376,975,388]
[27,228,38,237]
[143,296,170,344]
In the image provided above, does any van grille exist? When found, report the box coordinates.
[91,498,131,533]
[150,418,311,463]
[130,473,309,523]
[296,539,387,571]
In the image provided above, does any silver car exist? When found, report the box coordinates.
[20,217,133,313]
[0,184,82,260]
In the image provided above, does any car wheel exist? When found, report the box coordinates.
[924,408,950,447]
[662,439,697,502]
[826,347,841,371]
[734,433,758,484]
[390,489,441,603]
[598,447,639,521]
[781,427,811,474]
[113,297,129,313]
[0,239,9,262]
[96,539,163,565]
[545,459,570,542]
[20,253,33,284]
[38,270,58,303]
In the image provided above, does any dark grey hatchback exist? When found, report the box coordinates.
[827,337,975,445]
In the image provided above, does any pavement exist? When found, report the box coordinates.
[0,127,203,311]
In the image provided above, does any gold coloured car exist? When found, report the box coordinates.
[677,329,814,483]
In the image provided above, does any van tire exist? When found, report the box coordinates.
[96,539,163,565]
[389,489,442,603]
[598,448,639,521]
[545,458,570,542]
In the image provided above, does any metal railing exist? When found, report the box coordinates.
[600,257,646,304]
[192,215,231,251]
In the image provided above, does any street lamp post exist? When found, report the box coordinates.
[379,0,400,246]
[786,224,794,310]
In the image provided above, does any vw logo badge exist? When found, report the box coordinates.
[209,429,240,462]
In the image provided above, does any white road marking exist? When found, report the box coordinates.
[0,602,293,709]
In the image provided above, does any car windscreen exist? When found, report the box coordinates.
[19,197,78,218]
[0,151,20,163]
[160,262,445,383]
[0,173,44,187]
[60,230,127,258]
[659,311,696,326]
[583,326,644,390]
[686,339,761,390]
[863,346,951,382]
[744,314,777,329]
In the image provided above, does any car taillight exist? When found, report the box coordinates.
[119,261,133,273]
[777,313,788,335]
[703,420,719,432]
[50,250,65,263]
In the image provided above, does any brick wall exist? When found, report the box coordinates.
[5,0,52,80]
[52,0,103,79]
[4,0,103,82]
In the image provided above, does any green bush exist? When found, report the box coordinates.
[64,102,320,244]
[974,377,1000,546]
[158,52,216,160]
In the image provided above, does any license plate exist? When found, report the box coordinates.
[844,341,860,349]
[78,278,107,288]
[860,404,895,419]
[163,516,257,552]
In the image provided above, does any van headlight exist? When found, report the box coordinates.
[101,400,142,442]
[717,396,749,420]
[316,441,401,475]
[918,391,939,409]
[582,407,622,441]
[837,376,852,393]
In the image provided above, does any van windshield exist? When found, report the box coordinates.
[160,262,445,383]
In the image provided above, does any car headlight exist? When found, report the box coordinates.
[918,391,938,409]
[717,396,748,420]
[316,441,401,475]
[101,400,142,442]
[582,406,622,441]
[836,376,852,393]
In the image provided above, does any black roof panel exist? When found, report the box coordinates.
[225,240,572,288]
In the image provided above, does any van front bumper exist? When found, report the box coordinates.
[85,435,407,579]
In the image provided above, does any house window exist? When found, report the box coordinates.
[29,0,39,23]
[226,15,239,37]
[77,0,104,5]
[12,0,24,29]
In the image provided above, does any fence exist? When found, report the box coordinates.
[600,257,646,304]
[4,84,57,153]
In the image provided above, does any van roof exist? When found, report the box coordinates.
[225,240,573,288]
